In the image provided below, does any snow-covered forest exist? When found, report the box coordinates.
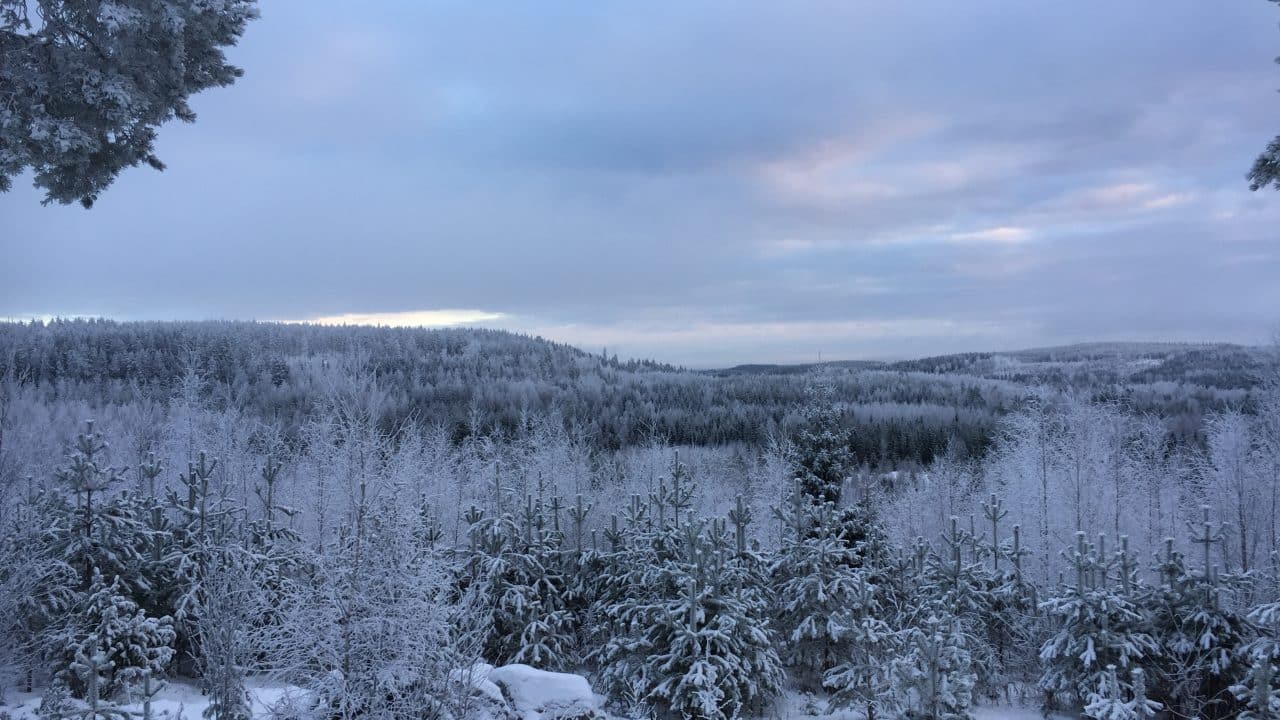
[1,320,1279,720]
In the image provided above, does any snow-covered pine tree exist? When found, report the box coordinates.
[562,493,601,654]
[192,553,254,720]
[160,452,245,675]
[463,495,578,670]
[919,501,1042,702]
[819,548,897,719]
[1039,533,1160,717]
[771,387,900,701]
[46,421,147,593]
[598,519,782,720]
[596,458,782,720]
[1231,601,1280,719]
[1082,666,1160,720]
[243,456,304,641]
[915,516,1001,697]
[792,384,856,507]
[1146,520,1249,719]
[27,422,174,701]
[60,635,135,720]
[587,494,662,698]
[54,571,176,699]
[888,605,979,720]
[772,502,876,689]
[3,476,79,694]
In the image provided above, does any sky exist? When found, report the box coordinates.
[3,1,1280,367]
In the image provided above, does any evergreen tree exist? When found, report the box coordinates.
[464,496,578,669]
[791,384,856,507]
[259,491,459,720]
[888,607,978,720]
[47,422,148,593]
[1232,601,1280,720]
[820,554,897,719]
[1146,526,1249,720]
[52,571,176,699]
[1039,533,1160,717]
[772,503,881,689]
[23,422,174,701]
[192,555,254,720]
[596,457,783,720]
[1082,666,1160,720]
[0,0,260,206]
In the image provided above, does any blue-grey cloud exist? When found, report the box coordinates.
[2,0,1277,365]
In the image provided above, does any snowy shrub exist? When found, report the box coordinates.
[1082,666,1160,720]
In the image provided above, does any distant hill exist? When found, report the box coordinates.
[703,359,888,377]
[710,341,1275,391]
[1,322,1271,462]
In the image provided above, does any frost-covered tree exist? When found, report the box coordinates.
[1249,0,1280,191]
[598,523,782,720]
[1145,521,1249,719]
[0,0,259,206]
[820,557,897,719]
[464,497,578,670]
[791,385,857,507]
[191,554,254,720]
[52,571,176,699]
[1202,412,1266,573]
[18,422,176,700]
[1082,666,1160,720]
[258,490,461,720]
[596,461,783,720]
[887,607,978,720]
[161,452,240,670]
[913,507,1038,703]
[772,503,885,690]
[46,421,146,592]
[1232,601,1280,719]
[1039,533,1160,716]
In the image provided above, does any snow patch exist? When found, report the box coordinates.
[486,664,603,720]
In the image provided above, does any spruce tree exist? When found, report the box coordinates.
[1146,523,1249,719]
[464,497,577,669]
[28,422,174,701]
[47,422,148,593]
[53,571,176,699]
[1039,533,1160,717]
[772,503,877,689]
[1082,666,1161,720]
[888,606,978,720]
[1232,601,1280,719]
[596,457,783,720]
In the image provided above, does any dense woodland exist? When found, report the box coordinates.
[0,321,1270,465]
[1,320,1279,720]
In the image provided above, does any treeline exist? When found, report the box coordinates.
[2,320,1264,467]
[0,320,1012,465]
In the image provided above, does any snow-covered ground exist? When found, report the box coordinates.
[769,691,1067,720]
[0,678,305,720]
[0,679,1063,720]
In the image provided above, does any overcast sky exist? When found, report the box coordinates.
[3,1,1279,366]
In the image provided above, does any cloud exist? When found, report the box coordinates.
[285,310,507,328]
[948,227,1032,245]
